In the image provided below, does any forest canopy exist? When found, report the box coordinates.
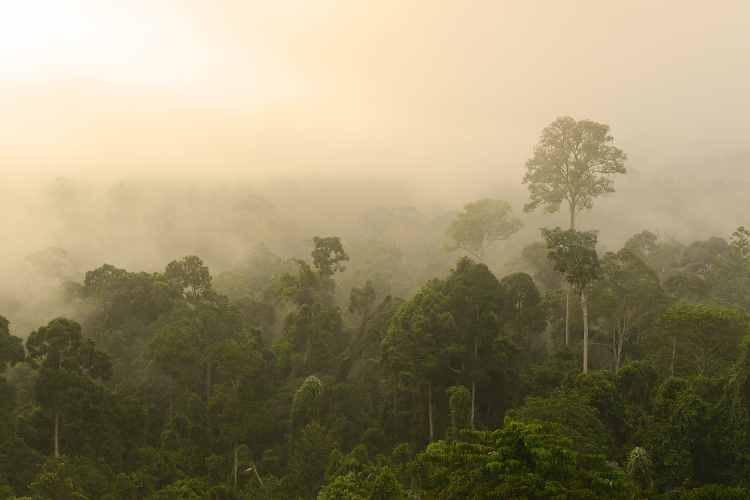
[2,117,750,500]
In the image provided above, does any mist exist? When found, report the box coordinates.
[1,2,750,497]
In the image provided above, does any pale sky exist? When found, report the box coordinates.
[1,0,748,180]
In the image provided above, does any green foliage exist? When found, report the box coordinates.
[164,255,213,301]
[311,236,349,278]
[657,484,750,500]
[508,389,612,455]
[291,376,324,433]
[446,386,471,432]
[524,116,627,226]
[655,303,749,377]
[6,220,750,499]
[145,477,210,500]
[446,199,522,259]
[320,447,404,500]
[626,446,653,496]
[287,422,338,499]
[646,378,709,491]
[542,228,600,292]
[0,317,23,371]
[592,249,666,369]
[417,419,629,499]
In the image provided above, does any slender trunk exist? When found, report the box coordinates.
[233,445,239,489]
[427,382,434,442]
[671,337,677,377]
[581,290,589,374]
[471,339,477,429]
[53,411,60,458]
[565,287,570,346]
[569,203,577,231]
[564,203,575,347]
[471,381,476,430]
[612,328,618,372]
[616,320,626,372]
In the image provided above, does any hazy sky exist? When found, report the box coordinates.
[1,1,748,181]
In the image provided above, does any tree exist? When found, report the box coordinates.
[446,386,471,434]
[706,226,750,310]
[524,116,626,345]
[592,249,666,371]
[150,297,242,402]
[164,256,213,301]
[645,378,708,491]
[26,318,111,458]
[278,237,349,375]
[349,281,377,339]
[655,303,749,377]
[507,389,612,456]
[0,317,24,371]
[416,419,628,499]
[626,446,653,498]
[311,236,349,278]
[542,228,600,372]
[446,199,522,261]
[624,230,684,281]
[286,421,337,499]
[442,258,506,429]
[382,279,456,442]
[524,117,627,229]
[500,272,547,353]
[290,376,324,437]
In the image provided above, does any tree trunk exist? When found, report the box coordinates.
[471,381,476,430]
[427,382,434,442]
[565,287,571,346]
[233,445,239,489]
[564,203,576,347]
[612,328,618,372]
[304,335,312,368]
[53,411,60,458]
[471,338,477,429]
[569,202,577,231]
[581,290,589,374]
[615,320,626,372]
[671,336,677,377]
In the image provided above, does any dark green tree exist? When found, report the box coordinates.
[26,318,112,458]
[164,255,213,301]
[592,249,666,370]
[542,228,600,372]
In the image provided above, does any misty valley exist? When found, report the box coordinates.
[2,116,750,500]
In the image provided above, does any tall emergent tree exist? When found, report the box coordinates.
[447,199,522,261]
[542,228,600,373]
[524,116,626,344]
